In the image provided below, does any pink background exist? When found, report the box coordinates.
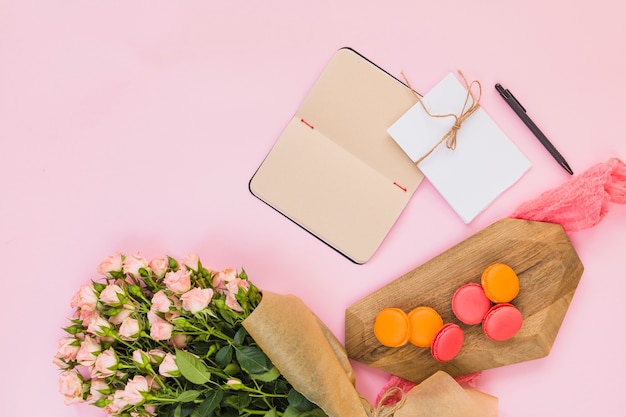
[1,1,625,416]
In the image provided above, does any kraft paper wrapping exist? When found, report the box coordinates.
[242,292,497,417]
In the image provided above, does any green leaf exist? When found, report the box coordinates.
[175,349,212,385]
[63,323,84,335]
[217,307,236,326]
[282,406,327,417]
[282,405,303,417]
[221,410,238,417]
[233,327,247,345]
[170,403,195,417]
[223,392,251,411]
[301,409,328,417]
[176,390,201,403]
[109,270,125,279]
[235,346,271,375]
[92,397,110,408]
[190,390,223,417]
[263,408,278,417]
[215,345,233,368]
[102,307,123,317]
[250,366,281,382]
[288,389,314,412]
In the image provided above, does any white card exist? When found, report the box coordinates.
[387,72,531,223]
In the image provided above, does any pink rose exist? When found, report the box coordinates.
[109,304,135,325]
[76,336,101,367]
[171,333,187,349]
[119,317,141,341]
[165,295,182,321]
[87,314,112,336]
[58,370,84,405]
[149,256,169,277]
[89,378,110,401]
[94,348,118,377]
[181,253,200,271]
[212,268,236,291]
[70,284,98,312]
[106,390,128,415]
[225,293,242,312]
[55,336,80,362]
[146,310,159,325]
[226,378,244,388]
[147,312,173,341]
[163,270,191,294]
[165,310,181,322]
[123,375,149,405]
[150,290,171,313]
[52,357,68,370]
[181,288,213,314]
[226,278,249,295]
[148,349,166,364]
[158,353,179,377]
[99,284,124,305]
[78,309,98,328]
[132,350,150,368]
[219,268,237,280]
[145,376,160,391]
[123,253,149,277]
[97,253,123,277]
[130,405,157,417]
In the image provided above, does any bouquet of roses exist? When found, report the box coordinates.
[53,253,326,417]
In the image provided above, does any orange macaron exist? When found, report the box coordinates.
[373,308,410,347]
[481,263,520,303]
[407,306,444,347]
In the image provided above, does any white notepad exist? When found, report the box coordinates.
[388,73,531,223]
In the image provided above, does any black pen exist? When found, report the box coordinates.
[495,83,573,175]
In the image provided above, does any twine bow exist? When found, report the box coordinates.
[401,70,482,165]
[371,386,406,417]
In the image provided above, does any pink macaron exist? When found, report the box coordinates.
[430,323,464,362]
[451,283,492,325]
[482,303,523,341]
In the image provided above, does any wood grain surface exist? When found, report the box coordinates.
[345,218,584,382]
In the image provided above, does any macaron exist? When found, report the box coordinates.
[482,303,523,341]
[407,306,444,347]
[451,283,492,325]
[373,308,410,347]
[481,263,520,303]
[430,323,464,362]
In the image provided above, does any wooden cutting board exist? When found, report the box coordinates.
[345,218,584,382]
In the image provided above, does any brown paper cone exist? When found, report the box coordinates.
[243,292,369,417]
[394,371,498,417]
[243,292,498,417]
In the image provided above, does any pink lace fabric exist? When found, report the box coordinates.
[511,157,626,231]
[375,157,626,405]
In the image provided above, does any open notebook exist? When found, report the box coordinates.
[249,48,424,263]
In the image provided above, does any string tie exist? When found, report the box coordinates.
[401,70,482,165]
[371,386,406,417]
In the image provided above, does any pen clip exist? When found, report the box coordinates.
[507,90,527,113]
